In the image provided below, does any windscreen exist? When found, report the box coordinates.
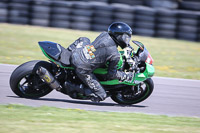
[138,47,149,62]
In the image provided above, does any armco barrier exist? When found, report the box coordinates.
[0,0,200,42]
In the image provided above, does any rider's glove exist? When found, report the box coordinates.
[117,71,134,84]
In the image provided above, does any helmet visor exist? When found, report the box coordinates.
[115,33,131,49]
[121,33,131,45]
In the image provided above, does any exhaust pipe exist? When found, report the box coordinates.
[36,66,62,91]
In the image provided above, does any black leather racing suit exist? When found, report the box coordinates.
[69,32,120,100]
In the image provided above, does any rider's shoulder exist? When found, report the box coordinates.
[77,37,90,43]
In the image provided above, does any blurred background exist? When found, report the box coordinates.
[0,0,200,42]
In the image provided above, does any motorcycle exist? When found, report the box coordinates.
[10,40,155,105]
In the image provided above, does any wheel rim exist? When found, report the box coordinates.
[116,82,150,104]
[18,73,51,97]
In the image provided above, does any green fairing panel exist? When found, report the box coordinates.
[100,79,120,85]
[146,63,155,77]
[93,68,107,74]
[134,63,154,81]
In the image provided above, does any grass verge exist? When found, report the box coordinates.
[0,23,200,79]
[0,104,200,133]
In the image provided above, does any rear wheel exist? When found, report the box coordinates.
[10,60,53,98]
[111,78,154,105]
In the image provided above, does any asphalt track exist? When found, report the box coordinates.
[0,64,200,117]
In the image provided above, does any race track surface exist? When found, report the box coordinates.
[0,64,200,117]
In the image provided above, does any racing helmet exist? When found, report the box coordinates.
[108,22,132,49]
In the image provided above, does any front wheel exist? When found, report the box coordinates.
[10,60,53,98]
[111,78,154,105]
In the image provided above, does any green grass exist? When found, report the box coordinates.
[0,23,200,79]
[0,104,200,133]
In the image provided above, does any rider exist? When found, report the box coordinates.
[66,22,134,102]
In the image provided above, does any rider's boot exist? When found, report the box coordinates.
[64,81,103,102]
[64,81,93,96]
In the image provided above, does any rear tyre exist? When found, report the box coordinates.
[111,78,154,105]
[10,60,53,98]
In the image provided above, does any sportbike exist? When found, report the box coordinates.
[10,40,154,105]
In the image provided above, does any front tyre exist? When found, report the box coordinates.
[111,78,154,105]
[10,60,53,98]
